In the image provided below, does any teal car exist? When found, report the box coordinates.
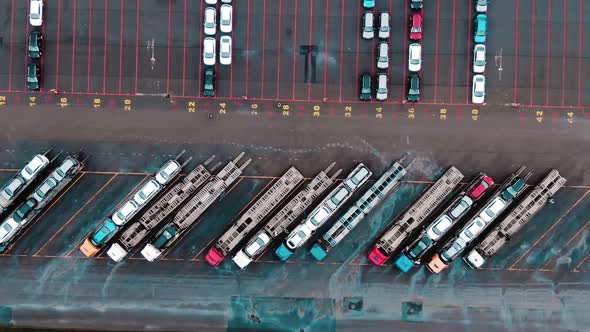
[474,14,487,44]
[90,219,118,247]
[363,0,375,9]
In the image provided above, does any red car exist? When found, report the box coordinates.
[367,245,389,265]
[467,175,494,200]
[409,12,423,41]
[205,247,225,266]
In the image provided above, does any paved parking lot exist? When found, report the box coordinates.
[1,0,590,108]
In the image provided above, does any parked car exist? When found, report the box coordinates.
[408,43,422,72]
[203,37,216,66]
[203,67,216,97]
[233,232,271,269]
[378,12,390,39]
[359,73,372,101]
[474,14,487,43]
[362,12,374,40]
[155,160,181,185]
[219,36,232,65]
[21,154,49,180]
[220,4,233,33]
[29,0,43,26]
[410,0,423,10]
[476,0,488,12]
[344,165,371,189]
[133,180,161,206]
[376,43,389,69]
[204,7,217,36]
[52,157,80,182]
[111,200,139,226]
[473,44,486,73]
[205,0,217,4]
[26,62,40,91]
[28,31,42,59]
[471,74,486,104]
[32,176,58,202]
[407,73,420,102]
[375,74,388,101]
[409,12,423,41]
[467,175,494,200]
[363,0,375,9]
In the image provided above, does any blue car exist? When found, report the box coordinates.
[90,219,118,247]
[363,0,375,9]
[474,14,487,43]
[275,243,294,261]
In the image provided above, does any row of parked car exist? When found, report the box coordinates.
[202,0,233,97]
[26,0,44,90]
[472,1,489,104]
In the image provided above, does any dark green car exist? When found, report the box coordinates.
[28,31,42,59]
[410,0,423,10]
[26,63,40,91]
[359,73,372,101]
[202,68,215,97]
[407,73,420,102]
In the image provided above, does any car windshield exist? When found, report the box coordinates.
[2,223,13,233]
[377,87,387,93]
[205,52,214,58]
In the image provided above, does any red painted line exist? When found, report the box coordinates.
[56,0,62,90]
[402,0,408,99]
[87,0,93,92]
[354,1,360,98]
[292,0,298,100]
[434,0,441,103]
[466,0,472,103]
[561,0,567,106]
[530,0,535,105]
[135,0,140,94]
[514,0,520,104]
[338,1,344,102]
[545,0,552,106]
[449,0,456,103]
[276,0,282,99]
[8,0,15,91]
[72,0,77,92]
[578,0,583,107]
[166,0,172,94]
[261,0,267,98]
[182,0,187,97]
[103,0,108,93]
[118,0,124,94]
[541,218,590,270]
[308,0,314,100]
[323,0,329,99]
[246,0,251,97]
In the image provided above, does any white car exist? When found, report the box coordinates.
[21,154,49,181]
[221,0,231,3]
[408,43,422,72]
[204,7,216,36]
[29,0,43,26]
[0,218,20,245]
[476,0,488,12]
[203,37,216,66]
[305,206,330,230]
[480,197,506,222]
[52,157,79,182]
[376,42,389,69]
[205,0,217,5]
[219,36,232,65]
[233,232,271,269]
[325,187,350,211]
[427,215,453,240]
[378,12,390,39]
[362,12,374,40]
[133,180,161,206]
[459,217,486,243]
[344,165,371,189]
[1,178,24,203]
[155,160,181,185]
[473,44,486,73]
[472,74,486,104]
[32,176,58,202]
[285,224,313,250]
[112,200,139,226]
[220,4,233,33]
[376,73,388,101]
[141,244,162,262]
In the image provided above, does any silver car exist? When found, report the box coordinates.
[375,74,388,101]
[362,12,374,40]
[473,44,486,73]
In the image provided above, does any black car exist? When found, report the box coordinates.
[407,73,420,102]
[203,68,215,97]
[359,73,372,101]
[28,31,42,59]
[26,63,40,91]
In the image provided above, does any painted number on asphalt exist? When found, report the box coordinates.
[408,108,415,119]
[567,111,574,124]
[282,104,290,117]
[472,109,479,121]
[93,98,101,109]
[313,105,320,117]
[0,96,5,106]
[251,103,259,115]
[219,102,227,115]
[29,96,37,108]
[375,107,383,119]
[344,106,352,118]
[536,111,543,123]
[124,99,132,111]
[59,97,68,108]
[187,101,196,113]
[440,108,447,120]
